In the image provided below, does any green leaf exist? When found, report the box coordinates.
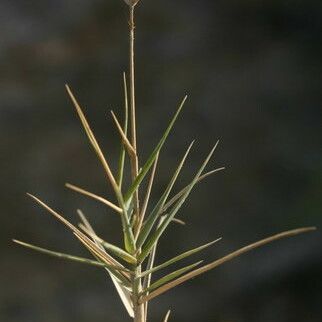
[26,193,131,282]
[139,227,316,304]
[12,239,127,270]
[116,194,136,254]
[136,141,194,248]
[140,238,221,278]
[138,142,219,263]
[124,95,187,203]
[82,228,137,264]
[162,167,225,214]
[102,240,137,264]
[142,261,203,294]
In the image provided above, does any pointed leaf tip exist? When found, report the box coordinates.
[163,310,171,322]
[124,95,189,202]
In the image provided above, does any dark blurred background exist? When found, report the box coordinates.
[1,0,321,321]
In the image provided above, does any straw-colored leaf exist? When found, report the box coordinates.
[139,238,222,278]
[171,218,186,225]
[124,95,188,203]
[77,210,134,318]
[139,227,316,303]
[65,85,136,252]
[65,85,119,195]
[65,183,122,214]
[27,194,126,272]
[111,110,136,156]
[142,261,203,294]
[73,232,132,287]
[138,142,219,263]
[136,141,194,249]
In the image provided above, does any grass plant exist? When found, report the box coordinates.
[14,1,316,321]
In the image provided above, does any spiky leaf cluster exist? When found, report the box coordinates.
[14,2,315,322]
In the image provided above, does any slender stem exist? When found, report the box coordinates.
[129,5,140,227]
[133,265,145,322]
[129,4,145,322]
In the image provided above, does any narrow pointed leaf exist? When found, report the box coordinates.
[136,141,194,248]
[138,142,219,262]
[65,85,119,194]
[65,86,135,252]
[12,239,116,269]
[66,183,122,214]
[27,194,126,271]
[171,218,186,225]
[139,227,316,304]
[142,261,203,294]
[111,110,136,156]
[162,167,225,214]
[77,210,134,318]
[140,238,222,278]
[136,152,159,238]
[124,95,187,203]
[112,277,134,318]
[24,195,132,289]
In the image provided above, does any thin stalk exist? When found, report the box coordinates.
[142,216,165,322]
[129,4,140,228]
[133,265,145,322]
[129,4,144,322]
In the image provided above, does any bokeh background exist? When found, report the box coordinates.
[1,0,321,321]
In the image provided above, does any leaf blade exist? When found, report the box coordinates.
[138,142,219,262]
[140,238,222,278]
[142,261,203,294]
[65,183,122,214]
[139,227,316,304]
[162,167,225,214]
[12,239,119,269]
[124,95,188,203]
[77,210,134,318]
[136,141,194,249]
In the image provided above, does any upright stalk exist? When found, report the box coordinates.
[129,4,140,228]
[129,3,145,322]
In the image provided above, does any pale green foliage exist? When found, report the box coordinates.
[14,1,316,322]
